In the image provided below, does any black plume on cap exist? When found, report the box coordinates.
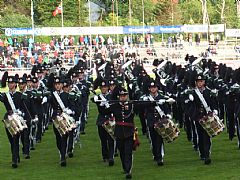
[1,71,8,88]
[7,76,18,83]
[148,78,157,88]
[18,77,27,84]
[118,87,128,96]
[47,73,55,90]
[195,73,206,81]
[31,65,37,76]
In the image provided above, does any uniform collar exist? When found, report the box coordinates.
[150,92,158,98]
[9,90,16,95]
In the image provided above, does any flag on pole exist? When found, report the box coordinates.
[53,2,62,16]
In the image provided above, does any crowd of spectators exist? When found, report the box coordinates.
[0,34,155,69]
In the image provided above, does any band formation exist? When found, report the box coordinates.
[1,52,239,179]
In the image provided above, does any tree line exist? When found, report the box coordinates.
[0,0,239,29]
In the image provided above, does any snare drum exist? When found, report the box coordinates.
[154,117,180,143]
[199,112,225,137]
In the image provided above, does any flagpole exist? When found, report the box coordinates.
[31,0,35,42]
[61,0,64,40]
[88,0,92,70]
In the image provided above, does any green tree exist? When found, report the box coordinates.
[34,0,88,27]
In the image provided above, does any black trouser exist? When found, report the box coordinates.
[191,118,198,148]
[97,125,114,161]
[148,126,164,161]
[42,103,49,131]
[218,101,225,121]
[226,103,235,140]
[53,125,68,161]
[67,129,74,154]
[6,129,20,164]
[30,122,37,149]
[175,103,184,128]
[195,120,211,159]
[80,105,87,132]
[138,111,147,134]
[20,128,30,155]
[116,136,133,174]
[36,113,43,142]
[236,117,240,146]
[184,114,192,141]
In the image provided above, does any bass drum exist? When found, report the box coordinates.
[154,117,180,143]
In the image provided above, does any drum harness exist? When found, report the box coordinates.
[6,92,17,113]
[148,94,165,118]
[53,91,66,111]
[194,88,211,113]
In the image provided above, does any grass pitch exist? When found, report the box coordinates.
[0,100,240,180]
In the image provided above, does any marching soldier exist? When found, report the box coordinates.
[76,69,91,134]
[47,76,76,166]
[62,79,81,157]
[18,77,36,159]
[0,74,25,168]
[103,87,157,179]
[142,80,172,166]
[31,76,44,143]
[91,79,115,166]
[188,74,218,165]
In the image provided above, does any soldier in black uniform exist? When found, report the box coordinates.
[48,77,76,166]
[91,79,115,166]
[31,76,44,143]
[0,75,24,168]
[62,79,81,157]
[188,74,217,165]
[76,69,91,134]
[105,87,157,179]
[142,80,171,166]
[18,77,36,159]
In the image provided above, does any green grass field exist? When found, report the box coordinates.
[0,99,240,180]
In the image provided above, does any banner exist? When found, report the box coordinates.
[123,26,155,34]
[158,26,182,33]
[182,24,224,33]
[4,24,225,36]
[225,29,240,37]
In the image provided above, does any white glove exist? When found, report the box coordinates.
[66,109,73,115]
[157,99,166,105]
[129,83,133,90]
[184,99,190,104]
[100,101,106,107]
[32,117,38,123]
[105,102,110,108]
[189,94,194,101]
[93,95,98,102]
[213,109,218,115]
[211,89,217,94]
[16,109,23,116]
[166,98,175,104]
[166,114,172,119]
[42,96,47,104]
[143,96,148,101]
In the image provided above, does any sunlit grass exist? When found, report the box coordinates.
[0,91,239,180]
